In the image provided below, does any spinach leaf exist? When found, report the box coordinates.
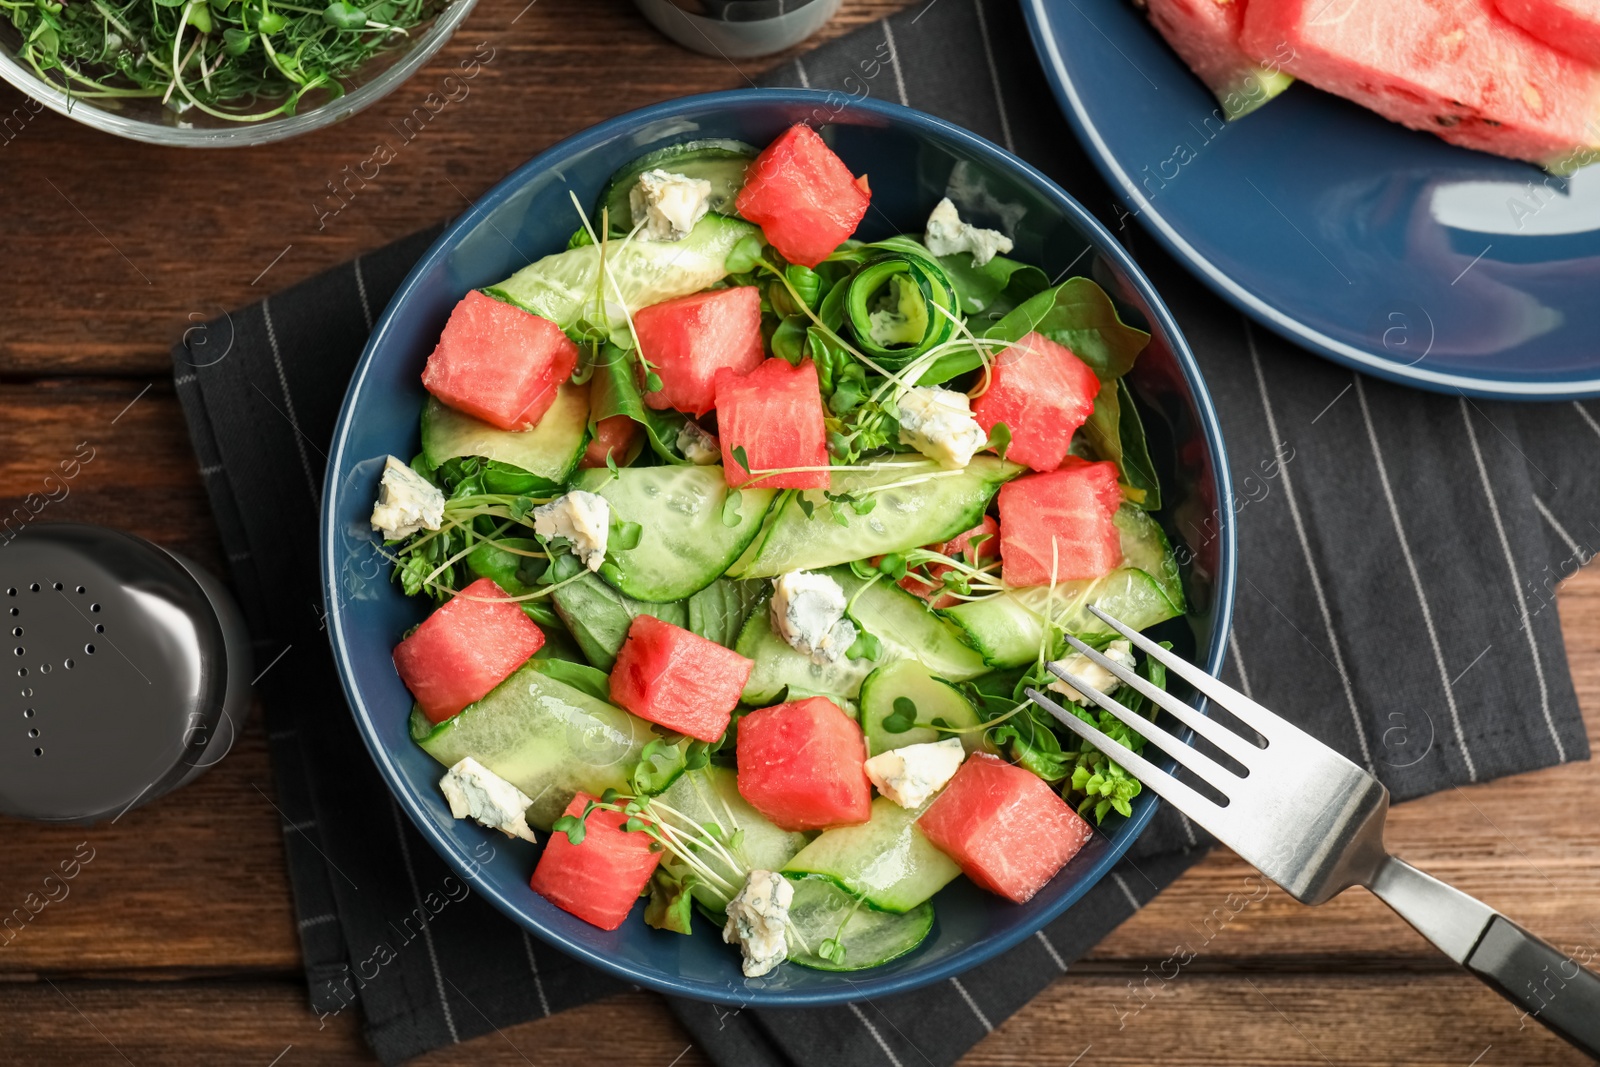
[1081,378,1162,511]
[588,343,689,463]
[938,251,1048,319]
[687,579,767,649]
[917,276,1149,385]
[530,656,612,702]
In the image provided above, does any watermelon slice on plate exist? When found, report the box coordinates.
[972,331,1100,473]
[633,286,765,417]
[737,696,873,832]
[1495,0,1600,65]
[997,460,1122,586]
[714,357,830,490]
[735,124,872,269]
[422,290,580,431]
[917,752,1093,903]
[1144,0,1293,118]
[392,577,546,724]
[608,614,754,743]
[1241,0,1600,169]
[529,793,662,930]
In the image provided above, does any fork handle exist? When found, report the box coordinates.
[1464,915,1600,1057]
[1370,856,1600,1056]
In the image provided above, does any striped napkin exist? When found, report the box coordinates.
[171,1,1596,1063]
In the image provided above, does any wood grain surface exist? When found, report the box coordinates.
[2,1,1598,1064]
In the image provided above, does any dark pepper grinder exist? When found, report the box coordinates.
[0,523,253,823]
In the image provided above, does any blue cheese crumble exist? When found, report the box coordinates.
[722,869,793,977]
[439,757,537,843]
[924,197,1014,267]
[370,455,445,542]
[895,386,989,470]
[533,490,611,572]
[864,737,966,809]
[630,169,713,242]
[1047,639,1136,704]
[770,570,858,664]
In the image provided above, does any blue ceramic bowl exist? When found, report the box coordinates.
[320,89,1237,1006]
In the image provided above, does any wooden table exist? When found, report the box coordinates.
[3,1,1598,1062]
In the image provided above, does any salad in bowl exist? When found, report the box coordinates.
[324,91,1234,1002]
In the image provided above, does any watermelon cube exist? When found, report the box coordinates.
[609,615,754,743]
[633,287,765,417]
[714,358,830,490]
[1240,0,1600,168]
[422,290,580,431]
[735,124,872,269]
[529,793,661,930]
[916,753,1093,903]
[1496,0,1600,66]
[998,460,1122,586]
[898,515,1001,609]
[736,697,872,832]
[392,577,546,724]
[1145,0,1294,119]
[972,332,1100,473]
[578,414,640,469]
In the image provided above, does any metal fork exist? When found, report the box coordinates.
[1026,605,1600,1057]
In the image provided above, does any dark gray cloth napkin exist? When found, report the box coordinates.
[171,1,1597,1063]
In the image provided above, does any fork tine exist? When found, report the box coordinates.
[1026,688,1228,821]
[1058,633,1264,767]
[1045,664,1244,794]
[1085,605,1295,742]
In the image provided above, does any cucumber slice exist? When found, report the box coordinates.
[419,383,589,489]
[736,567,988,705]
[548,567,688,671]
[1113,504,1185,612]
[939,568,1182,668]
[858,658,987,756]
[836,570,988,683]
[414,662,669,830]
[655,766,812,913]
[783,874,934,971]
[735,602,876,706]
[687,578,767,649]
[484,214,758,336]
[729,457,1022,580]
[572,466,776,602]
[784,797,960,913]
[596,138,757,232]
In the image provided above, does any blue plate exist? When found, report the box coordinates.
[1024,0,1600,399]
[320,89,1237,1006]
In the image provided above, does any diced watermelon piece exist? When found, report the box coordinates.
[392,577,546,724]
[714,358,829,490]
[1496,0,1600,65]
[897,515,1001,610]
[633,287,765,417]
[422,291,580,431]
[972,332,1100,473]
[997,460,1122,586]
[529,793,661,930]
[736,697,872,832]
[1241,0,1600,169]
[916,753,1093,903]
[609,615,753,743]
[579,414,639,469]
[735,124,872,269]
[1145,0,1294,119]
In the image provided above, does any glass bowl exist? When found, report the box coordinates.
[0,0,477,148]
